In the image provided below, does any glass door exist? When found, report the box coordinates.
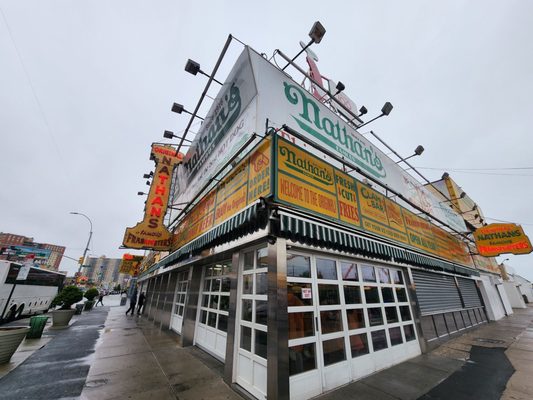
[287,252,421,400]
[170,270,190,334]
[194,262,232,360]
[234,247,268,400]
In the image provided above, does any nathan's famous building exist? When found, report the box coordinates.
[125,30,513,400]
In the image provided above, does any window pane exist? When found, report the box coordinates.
[255,300,268,326]
[255,330,267,359]
[361,265,376,282]
[400,306,412,321]
[222,262,233,274]
[207,312,217,328]
[392,270,403,284]
[256,272,267,295]
[316,258,337,280]
[257,247,268,269]
[243,274,253,294]
[368,307,384,326]
[350,333,369,358]
[204,279,211,292]
[210,295,219,309]
[289,312,315,339]
[287,254,311,278]
[202,294,209,308]
[364,286,380,303]
[389,327,403,346]
[289,343,316,376]
[178,305,184,316]
[371,330,388,351]
[244,252,254,271]
[288,283,313,306]
[340,262,358,281]
[242,299,252,321]
[221,277,231,292]
[395,287,408,302]
[404,324,416,341]
[206,266,213,277]
[219,295,229,312]
[385,307,399,323]
[212,278,221,292]
[320,310,343,333]
[212,265,222,276]
[218,314,228,332]
[322,338,346,366]
[378,268,391,284]
[346,309,365,330]
[200,310,207,324]
[382,287,394,303]
[241,326,252,351]
[344,286,362,304]
[319,284,340,305]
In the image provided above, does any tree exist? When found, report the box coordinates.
[51,286,83,310]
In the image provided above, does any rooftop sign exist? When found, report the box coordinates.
[474,223,532,257]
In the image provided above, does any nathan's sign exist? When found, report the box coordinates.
[275,136,474,267]
[123,145,183,250]
[474,223,532,257]
[172,138,271,251]
[119,254,145,276]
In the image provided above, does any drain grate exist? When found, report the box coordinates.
[475,338,505,344]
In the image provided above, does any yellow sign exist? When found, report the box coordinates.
[123,145,184,250]
[474,223,532,257]
[119,254,145,276]
[172,138,271,251]
[275,137,474,268]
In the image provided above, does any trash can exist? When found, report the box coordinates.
[75,304,84,315]
[120,297,127,306]
[26,316,49,339]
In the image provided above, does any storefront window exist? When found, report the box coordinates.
[364,286,380,303]
[288,283,313,306]
[316,258,337,280]
[371,330,388,351]
[389,327,403,346]
[350,333,369,357]
[287,254,311,278]
[289,312,315,339]
[340,262,358,281]
[362,265,376,282]
[368,307,384,326]
[289,343,316,376]
[319,285,340,305]
[320,310,343,333]
[344,286,362,304]
[346,309,365,330]
[322,338,346,366]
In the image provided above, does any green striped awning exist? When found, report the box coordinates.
[278,214,479,277]
[143,204,267,276]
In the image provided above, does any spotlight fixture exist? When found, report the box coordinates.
[143,172,153,179]
[354,101,394,129]
[282,21,326,71]
[145,180,151,186]
[137,192,147,196]
[171,103,204,120]
[358,106,368,116]
[396,145,425,164]
[442,172,450,179]
[184,59,223,85]
[163,130,192,142]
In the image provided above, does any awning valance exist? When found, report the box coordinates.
[142,203,268,276]
[278,214,479,277]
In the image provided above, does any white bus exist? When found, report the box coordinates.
[0,260,65,322]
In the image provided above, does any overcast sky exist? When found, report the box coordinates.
[1,0,532,280]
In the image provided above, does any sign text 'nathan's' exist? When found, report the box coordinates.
[123,145,183,250]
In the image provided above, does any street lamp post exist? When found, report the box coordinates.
[70,212,93,274]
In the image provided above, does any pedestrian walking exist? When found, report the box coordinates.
[137,292,146,315]
[95,291,104,307]
[125,288,138,316]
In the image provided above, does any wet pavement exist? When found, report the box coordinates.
[2,297,533,399]
[0,305,108,399]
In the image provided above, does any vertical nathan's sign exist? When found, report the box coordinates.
[123,145,183,250]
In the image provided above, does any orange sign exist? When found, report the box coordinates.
[119,254,145,275]
[123,145,183,250]
[474,223,532,257]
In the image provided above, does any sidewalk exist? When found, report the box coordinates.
[80,306,241,400]
[2,299,533,399]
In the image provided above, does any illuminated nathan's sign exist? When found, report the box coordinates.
[284,82,386,179]
[123,144,183,250]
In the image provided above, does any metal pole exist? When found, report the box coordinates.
[70,212,93,274]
